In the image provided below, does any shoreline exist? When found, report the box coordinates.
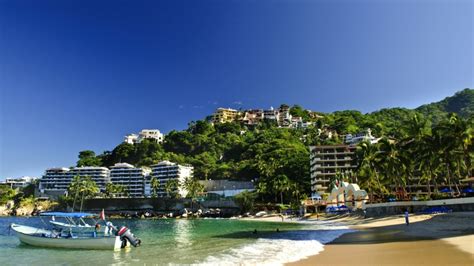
[287,212,474,265]
[3,212,473,265]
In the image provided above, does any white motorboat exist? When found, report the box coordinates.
[11,223,125,250]
[11,212,141,250]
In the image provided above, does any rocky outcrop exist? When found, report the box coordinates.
[0,201,14,216]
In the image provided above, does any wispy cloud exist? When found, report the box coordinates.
[178,105,185,109]
[207,100,219,105]
[193,105,203,109]
[233,101,243,105]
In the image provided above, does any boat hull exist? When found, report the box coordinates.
[11,224,125,250]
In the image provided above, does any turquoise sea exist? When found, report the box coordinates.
[0,217,351,265]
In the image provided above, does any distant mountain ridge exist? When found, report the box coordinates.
[415,88,474,119]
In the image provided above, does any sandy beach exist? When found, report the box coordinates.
[287,212,474,265]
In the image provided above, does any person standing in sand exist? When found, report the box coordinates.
[404,210,409,226]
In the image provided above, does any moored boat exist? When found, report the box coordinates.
[11,223,124,250]
[10,211,141,250]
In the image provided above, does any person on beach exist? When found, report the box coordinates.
[404,210,409,226]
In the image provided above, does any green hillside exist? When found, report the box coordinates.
[73,88,473,202]
[416,88,474,122]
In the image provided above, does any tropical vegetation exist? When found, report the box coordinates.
[70,88,472,204]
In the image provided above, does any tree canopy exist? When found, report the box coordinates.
[71,89,473,203]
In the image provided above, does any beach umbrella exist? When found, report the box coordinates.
[462,188,474,193]
[439,188,452,193]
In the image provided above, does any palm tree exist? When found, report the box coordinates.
[183,177,205,211]
[150,176,160,198]
[68,175,99,210]
[289,180,302,204]
[433,116,462,196]
[274,174,291,204]
[183,177,205,199]
[449,114,473,178]
[165,179,179,198]
[417,134,442,196]
[105,183,126,198]
[256,181,268,202]
[402,114,431,143]
[356,141,386,202]
[378,138,406,199]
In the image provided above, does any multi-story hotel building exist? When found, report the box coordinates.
[124,129,163,144]
[149,161,193,198]
[212,108,239,124]
[68,167,110,191]
[109,163,150,198]
[38,167,72,195]
[38,166,110,197]
[309,145,357,195]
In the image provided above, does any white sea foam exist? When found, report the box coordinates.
[198,223,353,266]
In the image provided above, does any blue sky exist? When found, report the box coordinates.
[0,0,472,179]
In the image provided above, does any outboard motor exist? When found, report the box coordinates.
[117,226,141,247]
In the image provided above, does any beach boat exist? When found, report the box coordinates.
[10,223,125,250]
[10,212,141,250]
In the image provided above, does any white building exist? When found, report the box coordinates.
[290,116,303,128]
[344,128,379,145]
[39,166,110,196]
[68,167,110,192]
[149,161,193,198]
[2,176,37,189]
[124,129,163,144]
[309,145,357,195]
[124,134,139,144]
[38,167,72,195]
[199,180,255,198]
[109,163,150,198]
[139,129,163,142]
[263,107,279,121]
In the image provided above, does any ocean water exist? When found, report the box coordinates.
[0,217,351,265]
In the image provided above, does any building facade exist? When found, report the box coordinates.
[38,167,72,195]
[241,109,264,126]
[38,166,110,197]
[212,108,239,124]
[138,129,163,143]
[309,145,357,196]
[68,167,110,191]
[124,129,163,144]
[277,105,292,127]
[2,176,37,189]
[263,107,279,121]
[344,128,378,145]
[109,163,150,198]
[149,161,193,198]
[199,180,255,198]
[124,134,139,144]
